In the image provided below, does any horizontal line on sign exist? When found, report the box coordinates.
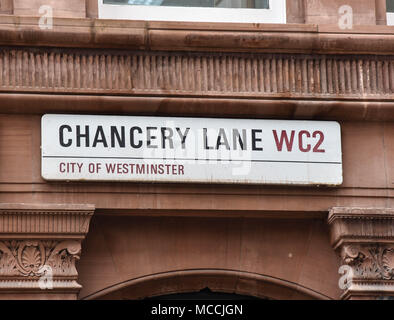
[42,156,341,165]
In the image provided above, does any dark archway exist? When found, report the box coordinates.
[146,287,264,300]
[85,269,331,300]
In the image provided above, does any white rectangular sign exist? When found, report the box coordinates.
[41,114,342,186]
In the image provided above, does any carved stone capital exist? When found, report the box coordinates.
[0,204,94,299]
[328,207,394,300]
[340,244,394,280]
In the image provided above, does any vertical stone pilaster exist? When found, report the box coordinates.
[86,0,98,18]
[328,207,394,300]
[0,0,13,14]
[0,204,94,299]
[375,0,387,25]
[286,0,305,24]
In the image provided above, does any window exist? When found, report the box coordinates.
[98,0,286,24]
[103,0,270,8]
[387,0,394,25]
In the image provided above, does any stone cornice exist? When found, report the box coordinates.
[0,15,394,54]
[0,16,394,120]
[0,94,393,121]
[0,204,95,239]
[328,207,394,250]
[328,207,394,224]
[0,46,393,103]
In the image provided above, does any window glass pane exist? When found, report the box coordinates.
[103,0,269,9]
[387,0,394,12]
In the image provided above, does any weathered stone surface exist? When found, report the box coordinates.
[13,0,86,18]
[328,207,394,300]
[0,47,393,101]
[304,0,377,25]
[0,2,392,301]
[0,204,94,299]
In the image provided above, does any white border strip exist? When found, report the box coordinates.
[98,0,286,24]
[387,12,394,25]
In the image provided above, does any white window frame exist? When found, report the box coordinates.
[387,12,394,25]
[98,0,286,24]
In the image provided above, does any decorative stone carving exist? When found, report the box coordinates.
[0,47,393,100]
[340,244,394,280]
[0,204,94,299]
[328,207,394,300]
[0,240,81,277]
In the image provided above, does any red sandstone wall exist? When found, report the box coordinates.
[304,0,377,25]
[0,0,392,301]
[0,115,392,213]
[12,0,86,18]
[77,216,342,299]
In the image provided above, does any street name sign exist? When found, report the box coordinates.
[41,114,342,186]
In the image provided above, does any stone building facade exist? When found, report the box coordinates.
[0,0,393,300]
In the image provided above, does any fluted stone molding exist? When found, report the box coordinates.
[328,207,394,300]
[0,47,394,100]
[0,204,95,299]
